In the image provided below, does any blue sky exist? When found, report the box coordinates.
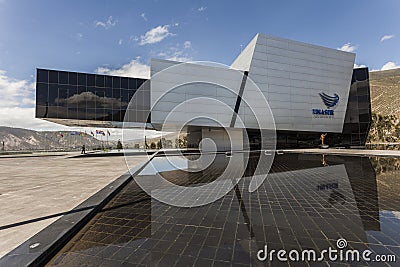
[0,0,399,131]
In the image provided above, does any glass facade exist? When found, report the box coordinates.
[341,67,372,146]
[35,69,149,123]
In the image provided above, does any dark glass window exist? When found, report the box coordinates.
[355,70,367,81]
[129,78,136,89]
[121,89,130,104]
[48,84,59,105]
[351,133,361,144]
[358,109,370,115]
[112,88,121,100]
[36,83,48,106]
[59,71,68,84]
[68,85,78,102]
[87,74,95,86]
[96,75,105,87]
[78,73,86,85]
[359,113,370,123]
[358,86,369,96]
[95,108,105,120]
[77,108,86,120]
[121,77,129,89]
[112,76,120,88]
[49,71,58,83]
[86,87,96,108]
[111,110,121,121]
[358,95,369,109]
[69,72,78,85]
[95,89,105,108]
[86,108,96,120]
[350,123,360,132]
[105,76,112,88]
[104,87,113,99]
[137,79,146,88]
[37,69,48,83]
[359,123,370,133]
[57,85,69,107]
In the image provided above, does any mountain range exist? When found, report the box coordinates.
[0,126,113,151]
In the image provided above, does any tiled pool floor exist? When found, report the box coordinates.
[47,153,400,266]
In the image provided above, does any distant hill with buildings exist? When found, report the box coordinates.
[0,126,113,151]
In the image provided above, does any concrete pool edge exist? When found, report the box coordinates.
[0,157,153,267]
[282,148,400,158]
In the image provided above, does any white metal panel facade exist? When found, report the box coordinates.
[246,34,355,132]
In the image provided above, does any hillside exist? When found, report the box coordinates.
[368,68,400,144]
[370,68,400,116]
[0,126,112,151]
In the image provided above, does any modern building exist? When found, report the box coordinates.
[36,33,371,149]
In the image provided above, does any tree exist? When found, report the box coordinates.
[157,139,162,149]
[150,142,156,149]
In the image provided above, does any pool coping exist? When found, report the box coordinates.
[282,148,400,158]
[0,154,155,267]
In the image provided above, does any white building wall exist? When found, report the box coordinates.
[150,59,271,131]
[150,33,355,134]
[244,34,355,133]
[200,128,244,152]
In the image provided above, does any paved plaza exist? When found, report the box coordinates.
[0,154,147,257]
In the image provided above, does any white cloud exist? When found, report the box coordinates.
[95,16,117,29]
[380,61,399,71]
[118,39,123,45]
[354,63,367,68]
[0,107,68,130]
[95,57,150,79]
[140,13,147,21]
[0,70,66,130]
[370,61,400,72]
[380,34,394,42]
[337,43,357,52]
[139,25,175,45]
[0,70,35,109]
[156,42,194,62]
[183,41,191,49]
[198,6,207,12]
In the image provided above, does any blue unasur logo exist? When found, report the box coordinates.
[312,92,339,116]
[319,92,339,108]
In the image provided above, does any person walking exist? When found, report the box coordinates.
[81,144,86,154]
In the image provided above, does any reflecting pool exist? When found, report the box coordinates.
[47,153,400,266]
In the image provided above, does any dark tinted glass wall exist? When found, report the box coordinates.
[36,69,149,123]
[267,67,372,149]
[340,68,372,146]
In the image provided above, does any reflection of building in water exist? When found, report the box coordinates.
[47,154,381,266]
